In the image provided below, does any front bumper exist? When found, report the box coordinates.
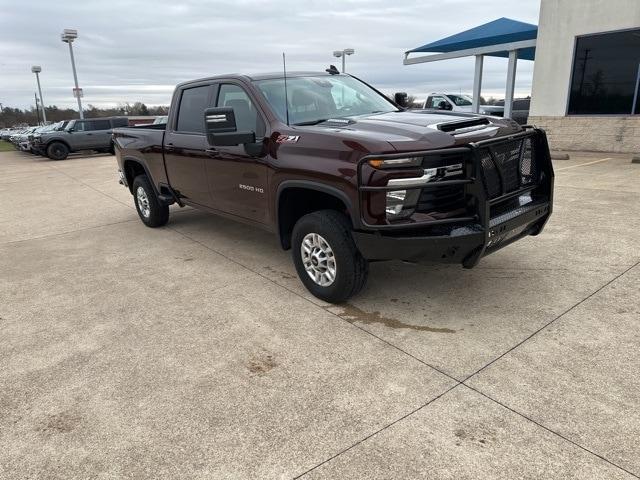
[354,128,554,267]
[354,198,550,266]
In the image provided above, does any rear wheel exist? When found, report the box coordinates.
[46,142,69,160]
[132,175,169,227]
[292,210,368,303]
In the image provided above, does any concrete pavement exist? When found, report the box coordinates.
[0,150,638,479]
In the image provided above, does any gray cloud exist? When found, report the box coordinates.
[0,0,540,109]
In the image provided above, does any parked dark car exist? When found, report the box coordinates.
[113,72,553,302]
[495,98,531,125]
[32,117,128,160]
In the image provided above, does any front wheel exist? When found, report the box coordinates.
[292,210,368,303]
[46,142,69,160]
[132,175,169,228]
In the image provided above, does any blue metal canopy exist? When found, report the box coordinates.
[407,17,537,61]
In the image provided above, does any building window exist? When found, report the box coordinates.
[568,28,640,115]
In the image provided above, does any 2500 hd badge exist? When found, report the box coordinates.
[239,184,264,194]
[113,71,553,303]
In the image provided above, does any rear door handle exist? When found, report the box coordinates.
[205,148,218,156]
[165,142,175,153]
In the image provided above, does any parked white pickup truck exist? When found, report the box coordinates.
[416,93,505,117]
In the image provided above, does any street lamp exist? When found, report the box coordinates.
[31,66,46,124]
[332,48,355,73]
[61,28,84,119]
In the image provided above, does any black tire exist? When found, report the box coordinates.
[292,210,368,303]
[46,142,69,160]
[132,175,169,228]
[108,141,115,155]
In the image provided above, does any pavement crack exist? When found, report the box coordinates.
[461,259,640,383]
[462,384,640,479]
[293,382,462,479]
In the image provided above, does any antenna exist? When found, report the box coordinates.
[282,52,290,126]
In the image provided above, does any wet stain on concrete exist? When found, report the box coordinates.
[247,353,278,375]
[454,428,493,447]
[335,304,456,334]
[36,410,82,435]
[263,265,296,281]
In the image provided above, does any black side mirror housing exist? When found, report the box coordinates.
[394,92,408,108]
[204,107,255,146]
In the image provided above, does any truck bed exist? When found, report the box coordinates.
[112,125,168,191]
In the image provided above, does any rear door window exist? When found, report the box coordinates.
[111,118,128,127]
[89,119,111,131]
[177,86,211,133]
[428,96,448,109]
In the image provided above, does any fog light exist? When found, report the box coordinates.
[386,189,420,220]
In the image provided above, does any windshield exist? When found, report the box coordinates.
[254,75,398,125]
[446,94,473,106]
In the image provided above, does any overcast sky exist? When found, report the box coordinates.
[0,0,540,110]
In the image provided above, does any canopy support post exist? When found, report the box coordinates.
[504,49,518,118]
[472,54,484,113]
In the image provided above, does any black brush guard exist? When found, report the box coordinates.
[353,127,554,267]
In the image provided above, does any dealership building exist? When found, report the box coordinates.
[528,0,640,153]
[404,0,640,153]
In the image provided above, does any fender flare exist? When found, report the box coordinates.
[44,138,71,151]
[275,180,360,247]
[122,156,158,195]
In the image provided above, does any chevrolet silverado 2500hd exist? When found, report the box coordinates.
[113,72,553,303]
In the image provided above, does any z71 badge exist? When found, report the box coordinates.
[276,135,300,144]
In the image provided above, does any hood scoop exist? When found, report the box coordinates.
[437,117,491,134]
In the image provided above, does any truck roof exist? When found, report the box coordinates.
[178,71,345,88]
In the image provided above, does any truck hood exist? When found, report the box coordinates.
[298,110,521,152]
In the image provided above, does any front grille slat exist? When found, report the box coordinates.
[479,137,538,200]
[416,185,466,215]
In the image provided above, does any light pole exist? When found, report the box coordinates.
[61,29,84,119]
[332,48,355,73]
[31,66,46,123]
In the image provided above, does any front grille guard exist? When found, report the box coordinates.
[356,127,555,255]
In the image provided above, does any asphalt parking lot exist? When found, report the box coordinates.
[1,148,639,479]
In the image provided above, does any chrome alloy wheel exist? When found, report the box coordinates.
[301,233,336,287]
[136,186,151,218]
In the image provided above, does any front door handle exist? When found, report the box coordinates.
[165,142,175,153]
[205,148,218,156]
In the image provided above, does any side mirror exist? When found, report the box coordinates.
[204,107,255,146]
[394,92,408,108]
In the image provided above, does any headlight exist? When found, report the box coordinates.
[384,163,464,221]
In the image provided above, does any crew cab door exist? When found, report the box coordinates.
[206,82,269,224]
[163,84,215,207]
[68,120,97,149]
[86,119,112,149]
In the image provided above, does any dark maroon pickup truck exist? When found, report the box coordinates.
[113,71,553,302]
